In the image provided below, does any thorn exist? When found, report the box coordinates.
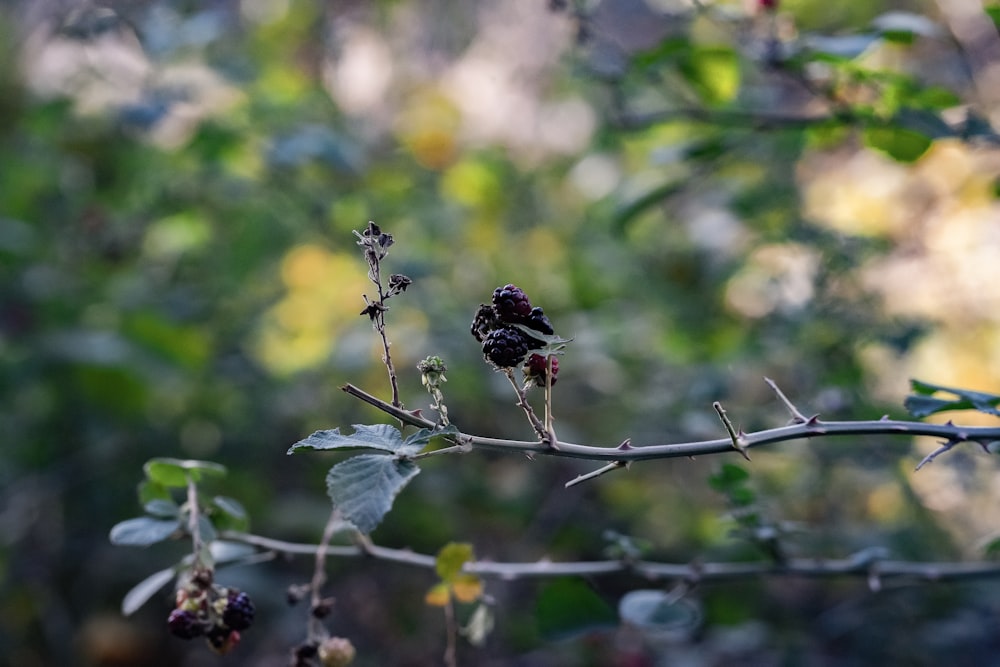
[409,408,423,419]
[617,438,633,450]
[879,414,890,421]
[805,414,822,426]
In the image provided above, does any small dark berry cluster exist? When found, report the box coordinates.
[167,570,255,656]
[524,353,559,387]
[472,284,561,386]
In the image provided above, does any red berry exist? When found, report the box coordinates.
[524,353,558,387]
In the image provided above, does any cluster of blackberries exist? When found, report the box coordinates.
[167,572,255,655]
[471,285,559,385]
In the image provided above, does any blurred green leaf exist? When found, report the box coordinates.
[326,454,420,534]
[679,45,740,105]
[905,379,1000,417]
[143,499,180,518]
[536,578,616,640]
[708,463,749,493]
[862,124,932,162]
[211,496,248,531]
[435,542,474,581]
[121,567,176,616]
[143,458,227,487]
[109,516,181,547]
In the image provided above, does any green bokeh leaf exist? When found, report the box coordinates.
[679,46,740,105]
[863,124,932,162]
[326,454,420,534]
[109,516,181,547]
[536,578,617,640]
[143,458,227,487]
[436,542,474,581]
[143,499,180,518]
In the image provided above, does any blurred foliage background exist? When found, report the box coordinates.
[5,0,1000,665]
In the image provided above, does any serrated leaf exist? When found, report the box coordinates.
[121,567,176,616]
[144,458,226,487]
[619,590,701,631]
[436,542,474,580]
[403,424,461,455]
[109,517,181,547]
[288,424,409,455]
[904,379,1000,417]
[326,454,420,534]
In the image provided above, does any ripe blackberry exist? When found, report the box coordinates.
[483,327,530,368]
[167,608,204,640]
[524,353,558,387]
[471,304,501,342]
[492,284,533,322]
[523,307,554,335]
[222,591,255,631]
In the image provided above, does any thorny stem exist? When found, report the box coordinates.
[543,355,557,445]
[220,529,1000,585]
[341,382,1000,464]
[306,510,344,642]
[503,369,552,445]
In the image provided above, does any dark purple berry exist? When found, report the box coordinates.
[471,304,501,343]
[492,284,533,322]
[524,307,554,335]
[483,327,530,368]
[222,591,255,631]
[167,608,204,640]
[524,353,558,387]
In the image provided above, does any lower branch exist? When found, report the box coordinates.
[221,530,1000,584]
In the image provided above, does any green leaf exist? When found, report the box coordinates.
[143,499,180,518]
[326,454,420,534]
[109,517,181,547]
[904,379,1000,417]
[289,424,410,455]
[863,124,932,162]
[678,46,740,105]
[403,424,460,455]
[436,542,474,581]
[138,480,172,505]
[143,458,226,487]
[619,590,701,631]
[708,463,749,492]
[536,578,617,640]
[121,567,176,616]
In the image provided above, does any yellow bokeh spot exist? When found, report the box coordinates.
[396,89,461,170]
[252,244,369,376]
[425,583,451,607]
[450,574,484,604]
[441,160,502,210]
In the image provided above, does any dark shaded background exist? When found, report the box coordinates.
[5,0,1000,665]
